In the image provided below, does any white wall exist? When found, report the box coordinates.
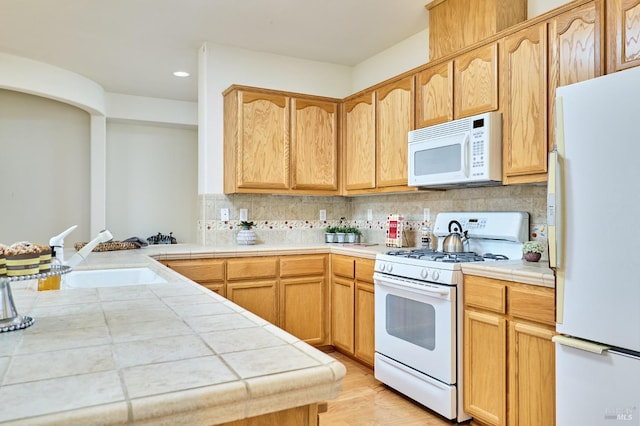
[528,0,572,18]
[0,89,91,245]
[106,121,198,243]
[351,29,429,93]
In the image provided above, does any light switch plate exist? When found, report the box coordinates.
[367,209,373,221]
[319,209,326,221]
[221,208,229,221]
[239,208,248,221]
[423,208,430,222]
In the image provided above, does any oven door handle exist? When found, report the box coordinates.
[374,275,451,298]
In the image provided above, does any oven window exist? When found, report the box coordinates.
[385,294,436,350]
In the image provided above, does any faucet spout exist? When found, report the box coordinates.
[66,229,113,267]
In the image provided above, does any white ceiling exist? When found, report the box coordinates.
[0,0,430,102]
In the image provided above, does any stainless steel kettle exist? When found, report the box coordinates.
[442,220,468,253]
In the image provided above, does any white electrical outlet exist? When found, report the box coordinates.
[221,208,229,221]
[423,208,430,222]
[319,209,326,221]
[367,209,373,221]
[239,208,248,221]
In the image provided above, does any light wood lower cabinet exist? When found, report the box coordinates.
[331,255,375,366]
[226,257,279,324]
[464,275,556,426]
[161,255,329,346]
[280,255,328,346]
[160,258,226,296]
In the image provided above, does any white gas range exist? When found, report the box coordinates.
[373,212,529,422]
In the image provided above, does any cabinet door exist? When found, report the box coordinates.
[280,255,328,346]
[331,276,355,354]
[161,259,226,297]
[549,1,604,151]
[375,76,415,188]
[416,61,454,128]
[281,276,327,345]
[464,309,507,426]
[502,23,548,185]
[236,91,290,190]
[354,281,375,366]
[607,0,640,72]
[508,321,556,426]
[291,98,339,191]
[343,92,376,191]
[227,279,278,325]
[454,42,499,119]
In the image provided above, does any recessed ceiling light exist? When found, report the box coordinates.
[173,71,190,77]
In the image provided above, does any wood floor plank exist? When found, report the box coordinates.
[320,351,457,426]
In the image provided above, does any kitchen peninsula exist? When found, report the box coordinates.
[0,245,351,426]
[0,243,554,425]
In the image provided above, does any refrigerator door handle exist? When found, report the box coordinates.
[552,335,610,354]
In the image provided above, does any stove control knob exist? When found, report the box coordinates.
[378,263,386,272]
[386,263,393,273]
[420,268,429,279]
[432,270,440,281]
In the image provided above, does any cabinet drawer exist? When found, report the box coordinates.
[163,259,225,282]
[355,258,375,283]
[332,255,355,278]
[227,257,278,280]
[465,275,507,314]
[508,285,555,325]
[280,255,326,277]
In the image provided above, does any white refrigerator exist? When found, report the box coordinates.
[548,66,640,426]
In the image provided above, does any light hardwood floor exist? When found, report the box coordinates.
[319,351,460,426]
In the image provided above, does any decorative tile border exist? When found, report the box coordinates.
[203,219,431,232]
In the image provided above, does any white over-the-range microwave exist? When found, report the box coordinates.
[408,111,502,188]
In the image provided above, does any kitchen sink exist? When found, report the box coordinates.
[63,267,168,288]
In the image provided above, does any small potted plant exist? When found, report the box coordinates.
[345,226,362,243]
[325,226,337,243]
[335,226,347,243]
[522,240,544,262]
[237,221,256,245]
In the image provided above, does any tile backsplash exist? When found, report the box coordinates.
[198,184,548,251]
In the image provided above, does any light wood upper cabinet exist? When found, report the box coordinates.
[549,1,604,150]
[606,0,640,72]
[375,76,415,189]
[290,98,339,191]
[416,61,454,128]
[343,91,376,191]
[502,23,549,185]
[224,90,290,192]
[454,42,500,119]
[223,86,339,195]
[427,0,526,60]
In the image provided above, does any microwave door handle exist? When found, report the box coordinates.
[463,135,470,177]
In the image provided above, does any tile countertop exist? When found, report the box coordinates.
[461,259,555,288]
[0,243,554,425]
[0,245,350,426]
